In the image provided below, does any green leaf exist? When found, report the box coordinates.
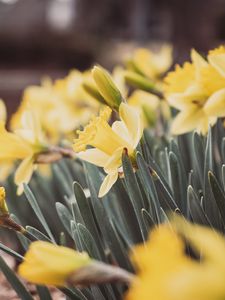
[73,182,105,259]
[122,152,146,240]
[0,256,33,300]
[26,226,52,242]
[56,202,73,238]
[208,171,225,228]
[36,286,52,300]
[187,185,212,226]
[0,242,23,262]
[24,184,56,243]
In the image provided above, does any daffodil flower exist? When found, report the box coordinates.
[164,46,225,135]
[129,45,173,80]
[126,219,225,300]
[18,241,91,286]
[19,240,133,287]
[0,111,47,194]
[73,103,143,197]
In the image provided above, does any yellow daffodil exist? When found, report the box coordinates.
[18,241,91,286]
[126,220,225,300]
[0,111,47,194]
[164,46,225,135]
[73,103,143,197]
[0,99,6,123]
[11,70,99,143]
[129,45,173,80]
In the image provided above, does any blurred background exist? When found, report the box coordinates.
[0,0,225,114]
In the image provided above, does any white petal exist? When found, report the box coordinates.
[104,147,123,173]
[171,107,205,135]
[119,103,143,148]
[204,88,225,117]
[15,156,35,195]
[98,172,118,198]
[77,148,109,167]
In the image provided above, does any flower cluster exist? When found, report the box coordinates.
[164,46,225,134]
[1,44,225,300]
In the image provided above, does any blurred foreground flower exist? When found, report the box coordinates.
[18,241,133,287]
[11,70,99,143]
[18,241,91,286]
[126,219,225,300]
[74,103,143,197]
[164,46,225,135]
[0,110,48,194]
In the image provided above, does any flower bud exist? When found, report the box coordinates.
[92,66,124,110]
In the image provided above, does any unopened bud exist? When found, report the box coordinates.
[92,66,124,111]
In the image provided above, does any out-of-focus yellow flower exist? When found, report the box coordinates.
[73,103,143,197]
[129,45,173,80]
[18,241,91,286]
[164,46,225,135]
[128,90,159,127]
[11,70,99,143]
[0,186,8,216]
[126,220,225,300]
[0,111,47,194]
[0,99,7,123]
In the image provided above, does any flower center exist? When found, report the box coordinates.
[74,107,133,156]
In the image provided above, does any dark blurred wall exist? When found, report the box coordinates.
[0,0,225,113]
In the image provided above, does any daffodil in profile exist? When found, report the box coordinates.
[126,220,225,300]
[0,110,47,194]
[18,241,91,286]
[73,103,143,197]
[129,45,173,81]
[164,46,225,135]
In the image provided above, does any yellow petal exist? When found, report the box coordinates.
[15,156,35,195]
[77,148,109,167]
[204,88,225,117]
[208,53,225,78]
[112,121,130,144]
[191,49,208,79]
[104,147,123,173]
[0,99,7,123]
[98,172,118,198]
[171,107,205,135]
[18,241,91,286]
[0,122,32,160]
[119,103,143,149]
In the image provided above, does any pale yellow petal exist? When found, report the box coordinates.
[204,88,225,117]
[208,53,225,78]
[0,122,32,160]
[104,147,123,173]
[0,99,7,123]
[171,107,205,135]
[18,241,90,286]
[119,103,143,148]
[15,156,35,194]
[191,49,208,79]
[78,148,109,167]
[98,172,118,198]
[112,121,131,144]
